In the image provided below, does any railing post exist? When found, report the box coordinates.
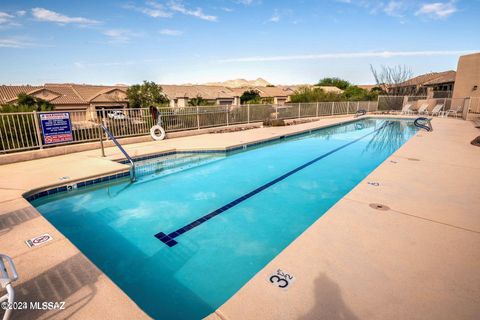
[32,111,43,150]
[316,102,319,117]
[331,102,335,115]
[98,125,105,157]
[247,104,250,123]
[226,106,229,126]
[101,108,108,139]
[196,106,200,129]
[298,103,301,118]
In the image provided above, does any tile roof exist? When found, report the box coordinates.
[396,70,456,87]
[423,71,456,86]
[0,85,43,103]
[160,85,237,99]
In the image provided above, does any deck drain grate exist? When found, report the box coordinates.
[369,203,390,211]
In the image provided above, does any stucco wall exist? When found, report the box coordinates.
[452,53,480,99]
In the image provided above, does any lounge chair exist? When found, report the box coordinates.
[446,106,463,118]
[416,104,429,115]
[0,254,18,320]
[400,104,413,115]
[430,104,444,117]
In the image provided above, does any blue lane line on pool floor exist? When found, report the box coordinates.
[155,121,393,247]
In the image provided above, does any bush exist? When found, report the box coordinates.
[263,119,285,127]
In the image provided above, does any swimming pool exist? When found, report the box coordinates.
[31,118,417,319]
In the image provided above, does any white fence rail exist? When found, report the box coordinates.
[0,101,379,153]
[1,96,474,154]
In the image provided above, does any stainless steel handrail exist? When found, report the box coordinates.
[99,125,136,182]
[413,117,433,132]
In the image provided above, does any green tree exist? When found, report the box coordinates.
[341,86,372,101]
[0,93,54,112]
[290,86,342,103]
[126,81,169,108]
[189,95,210,106]
[240,90,261,104]
[317,77,351,90]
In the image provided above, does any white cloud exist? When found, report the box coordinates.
[124,1,172,18]
[383,1,405,17]
[0,12,14,24]
[168,1,217,21]
[16,10,26,17]
[159,28,183,36]
[219,50,476,63]
[0,38,23,48]
[0,11,22,28]
[268,10,280,22]
[236,0,255,5]
[0,37,35,48]
[32,8,100,25]
[103,29,141,43]
[416,1,457,18]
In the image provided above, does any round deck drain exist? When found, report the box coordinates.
[407,157,420,161]
[369,203,390,211]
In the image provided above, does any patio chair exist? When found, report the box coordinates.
[446,106,463,118]
[400,104,413,115]
[430,104,445,117]
[416,104,429,115]
[0,254,18,320]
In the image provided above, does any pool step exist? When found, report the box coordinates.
[135,153,225,179]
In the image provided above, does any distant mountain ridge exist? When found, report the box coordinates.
[202,78,271,88]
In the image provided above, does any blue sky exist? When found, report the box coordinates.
[0,0,479,85]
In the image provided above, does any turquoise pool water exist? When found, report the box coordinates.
[32,118,417,319]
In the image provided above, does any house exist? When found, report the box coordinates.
[388,70,456,98]
[0,84,128,115]
[452,52,480,99]
[160,85,240,107]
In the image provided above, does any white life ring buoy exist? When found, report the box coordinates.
[150,125,166,141]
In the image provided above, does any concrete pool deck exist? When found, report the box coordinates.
[0,115,479,319]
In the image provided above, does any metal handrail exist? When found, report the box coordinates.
[99,125,136,182]
[414,117,433,132]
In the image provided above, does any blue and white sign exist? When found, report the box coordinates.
[40,112,73,145]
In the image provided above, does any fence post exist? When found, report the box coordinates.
[298,103,301,118]
[33,111,43,150]
[247,104,250,123]
[367,101,371,111]
[275,105,278,120]
[462,98,471,120]
[331,102,335,115]
[101,108,108,139]
[347,101,350,114]
[226,106,229,126]
[316,102,319,117]
[196,106,200,129]
[98,125,105,157]
[357,101,360,111]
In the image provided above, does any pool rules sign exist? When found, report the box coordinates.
[40,112,73,145]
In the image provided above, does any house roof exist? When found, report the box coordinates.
[1,83,129,106]
[160,85,237,99]
[0,85,43,104]
[396,70,456,87]
[423,71,456,86]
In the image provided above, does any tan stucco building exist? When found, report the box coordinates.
[452,52,480,99]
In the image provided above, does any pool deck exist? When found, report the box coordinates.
[1,115,479,319]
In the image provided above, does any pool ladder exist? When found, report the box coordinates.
[414,117,433,132]
[99,125,136,182]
